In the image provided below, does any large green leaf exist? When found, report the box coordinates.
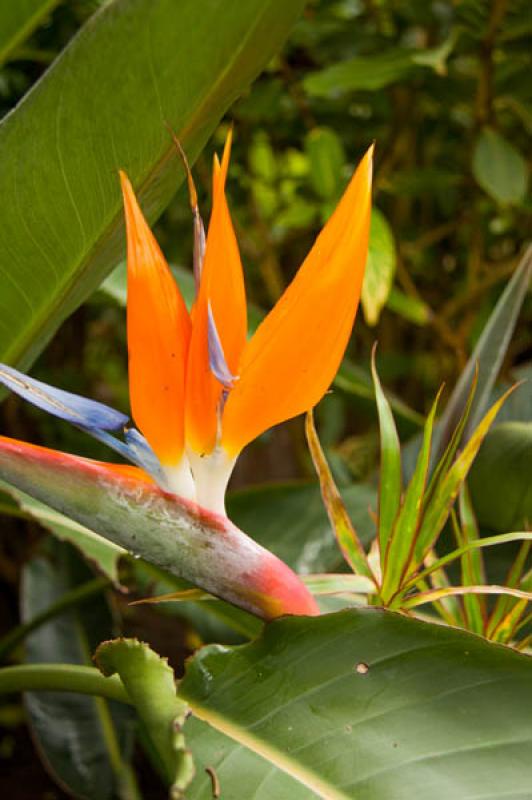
[0,0,306,371]
[22,538,136,800]
[0,0,60,66]
[185,717,315,799]
[180,608,532,800]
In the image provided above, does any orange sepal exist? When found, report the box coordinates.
[185,132,247,455]
[221,145,373,456]
[120,172,191,466]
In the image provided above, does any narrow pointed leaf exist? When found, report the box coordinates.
[302,573,375,595]
[130,588,210,605]
[403,584,532,610]
[401,531,532,593]
[0,0,307,373]
[0,437,318,619]
[413,387,515,566]
[434,246,532,460]
[487,540,532,640]
[381,390,441,601]
[305,411,374,580]
[421,549,464,627]
[371,350,402,565]
[426,368,477,496]
[457,485,486,634]
[490,599,529,645]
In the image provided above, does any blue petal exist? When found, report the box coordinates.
[123,428,167,486]
[207,302,238,389]
[0,363,129,431]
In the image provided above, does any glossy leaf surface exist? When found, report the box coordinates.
[0,0,305,372]
[180,608,532,800]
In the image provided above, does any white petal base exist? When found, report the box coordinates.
[161,458,196,502]
[188,447,237,516]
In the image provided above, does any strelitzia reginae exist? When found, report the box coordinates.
[0,132,372,618]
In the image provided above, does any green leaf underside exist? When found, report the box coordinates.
[305,412,373,580]
[180,608,532,800]
[22,539,136,800]
[371,353,401,567]
[0,0,306,373]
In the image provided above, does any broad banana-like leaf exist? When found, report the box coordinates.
[0,437,318,619]
[0,0,306,371]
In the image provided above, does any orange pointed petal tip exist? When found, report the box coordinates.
[185,128,247,457]
[120,171,191,467]
[221,144,374,457]
[212,126,233,194]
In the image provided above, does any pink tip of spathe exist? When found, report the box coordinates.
[251,551,320,618]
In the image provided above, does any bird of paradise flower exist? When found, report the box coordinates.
[0,131,372,519]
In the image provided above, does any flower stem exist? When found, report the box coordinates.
[0,664,130,704]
